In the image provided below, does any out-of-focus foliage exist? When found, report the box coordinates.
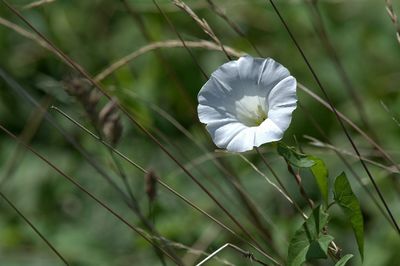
[0,0,399,265]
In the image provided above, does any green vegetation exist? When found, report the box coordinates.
[0,0,399,265]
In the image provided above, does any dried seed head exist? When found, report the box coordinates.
[145,171,157,203]
[64,78,92,98]
[99,98,123,146]
[102,116,122,146]
[63,78,122,145]
[64,77,100,123]
[99,99,118,124]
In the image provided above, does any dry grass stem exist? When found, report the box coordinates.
[385,0,400,45]
[306,135,400,174]
[298,83,400,173]
[0,16,51,49]
[238,154,308,219]
[0,96,52,187]
[0,123,180,264]
[196,243,268,266]
[381,100,400,127]
[52,104,278,263]
[299,102,397,230]
[138,227,235,266]
[172,0,232,60]
[172,0,216,41]
[268,2,398,233]
[307,2,373,136]
[22,0,55,9]
[205,0,262,56]
[94,40,244,82]
[182,225,220,265]
[0,6,210,243]
[0,191,68,265]
[0,16,73,68]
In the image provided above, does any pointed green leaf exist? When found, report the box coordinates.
[309,156,329,206]
[277,142,315,168]
[288,206,334,266]
[334,172,364,259]
[334,254,354,266]
[306,234,334,260]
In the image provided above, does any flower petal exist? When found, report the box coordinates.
[267,76,297,131]
[208,60,239,95]
[198,103,236,124]
[237,56,261,81]
[268,106,296,133]
[268,76,297,109]
[206,120,247,149]
[257,58,291,90]
[197,55,297,153]
[198,73,239,118]
[226,127,256,152]
[210,56,282,100]
[254,118,284,146]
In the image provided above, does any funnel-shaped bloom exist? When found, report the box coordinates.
[198,56,297,152]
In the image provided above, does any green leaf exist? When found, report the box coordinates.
[309,156,329,206]
[334,172,364,259]
[334,254,354,266]
[306,235,334,260]
[277,142,315,168]
[277,145,329,206]
[288,206,334,266]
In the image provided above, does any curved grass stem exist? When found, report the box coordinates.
[267,0,400,235]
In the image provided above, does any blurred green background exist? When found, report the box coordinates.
[0,0,400,265]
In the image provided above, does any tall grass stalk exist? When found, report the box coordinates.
[0,123,181,265]
[0,191,68,265]
[1,2,279,261]
[267,0,400,234]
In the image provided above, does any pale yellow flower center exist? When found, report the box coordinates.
[235,96,268,127]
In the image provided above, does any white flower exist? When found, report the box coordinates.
[198,56,297,152]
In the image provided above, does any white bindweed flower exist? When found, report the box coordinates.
[198,56,297,152]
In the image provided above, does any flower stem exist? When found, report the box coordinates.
[285,160,315,209]
[255,147,307,219]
